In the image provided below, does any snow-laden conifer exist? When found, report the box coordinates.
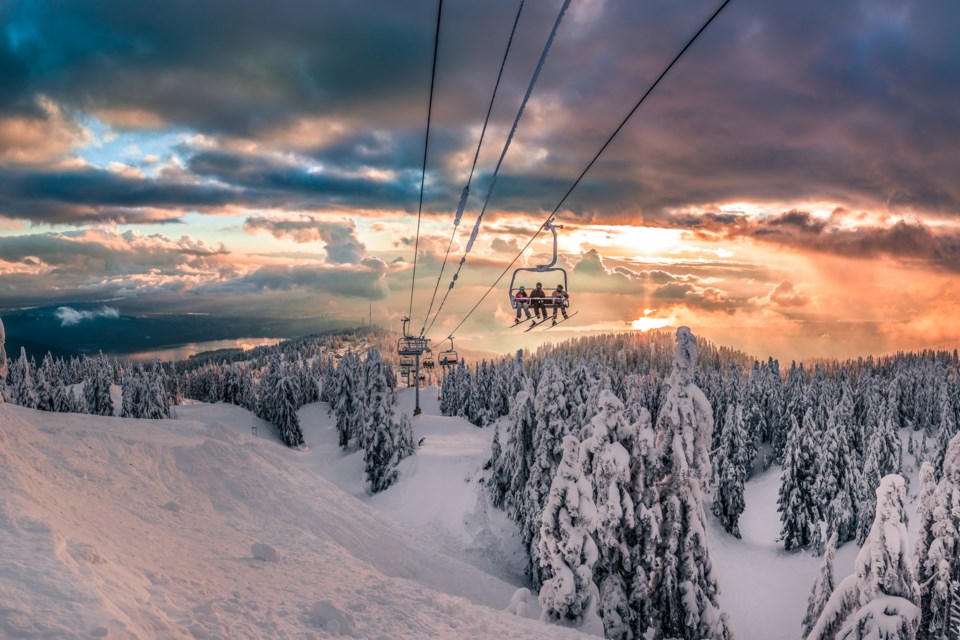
[807,474,919,640]
[522,358,571,587]
[713,402,748,537]
[779,410,820,550]
[579,390,635,638]
[803,532,838,638]
[915,434,960,639]
[857,396,902,544]
[538,435,601,633]
[272,374,304,447]
[648,327,734,640]
[12,347,38,409]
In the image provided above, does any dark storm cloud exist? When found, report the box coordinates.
[1,0,959,228]
[687,209,960,273]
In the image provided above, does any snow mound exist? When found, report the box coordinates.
[0,404,596,639]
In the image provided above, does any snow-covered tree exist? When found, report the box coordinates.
[807,474,919,640]
[803,532,838,638]
[272,374,304,447]
[12,348,38,409]
[858,398,902,545]
[333,352,362,448]
[579,390,635,638]
[538,435,602,634]
[915,434,960,639]
[522,358,571,587]
[0,316,6,404]
[647,327,733,640]
[84,353,114,416]
[779,410,820,551]
[817,409,859,547]
[712,402,748,537]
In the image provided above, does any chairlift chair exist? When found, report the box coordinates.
[438,337,459,367]
[509,219,570,314]
[397,316,429,357]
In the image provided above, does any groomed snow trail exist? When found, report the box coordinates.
[0,401,595,639]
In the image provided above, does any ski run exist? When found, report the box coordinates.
[2,326,960,639]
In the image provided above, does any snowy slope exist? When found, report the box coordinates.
[0,401,595,639]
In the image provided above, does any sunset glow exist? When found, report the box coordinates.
[1,1,958,361]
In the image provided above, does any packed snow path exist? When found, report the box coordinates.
[0,400,594,639]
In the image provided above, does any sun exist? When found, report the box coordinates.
[631,317,672,332]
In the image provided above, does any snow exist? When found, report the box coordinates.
[0,396,595,639]
[0,375,935,639]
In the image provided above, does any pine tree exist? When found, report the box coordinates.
[0,317,6,404]
[51,380,72,413]
[522,358,571,588]
[713,402,748,537]
[807,475,919,640]
[817,409,859,546]
[916,434,960,640]
[538,435,601,632]
[779,411,820,550]
[12,347,38,409]
[857,398,902,544]
[647,327,733,640]
[272,375,304,447]
[84,353,114,416]
[579,390,635,639]
[803,532,837,638]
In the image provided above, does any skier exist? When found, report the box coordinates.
[514,286,532,323]
[551,284,569,324]
[530,283,547,320]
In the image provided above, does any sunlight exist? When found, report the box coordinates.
[560,225,686,257]
[631,317,672,332]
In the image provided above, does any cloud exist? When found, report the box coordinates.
[766,281,810,308]
[687,209,960,273]
[202,261,389,300]
[243,215,367,263]
[54,305,120,326]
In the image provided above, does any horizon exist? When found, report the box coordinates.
[2,0,959,361]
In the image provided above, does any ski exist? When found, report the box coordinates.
[544,311,579,329]
[524,318,553,332]
[512,317,547,328]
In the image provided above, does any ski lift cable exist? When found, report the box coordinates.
[441,0,734,340]
[423,0,573,338]
[408,0,444,320]
[418,0,527,337]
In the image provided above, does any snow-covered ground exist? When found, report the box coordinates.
[0,395,591,639]
[0,389,925,639]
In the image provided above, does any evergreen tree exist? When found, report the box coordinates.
[807,475,919,640]
[713,402,748,537]
[647,327,733,640]
[579,390,635,639]
[522,358,571,587]
[84,353,114,416]
[0,317,6,404]
[803,532,837,638]
[817,409,859,546]
[779,410,820,550]
[271,374,304,447]
[51,380,72,413]
[538,435,602,633]
[915,434,960,640]
[858,398,902,544]
[12,347,38,409]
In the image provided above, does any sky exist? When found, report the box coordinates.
[1,0,959,361]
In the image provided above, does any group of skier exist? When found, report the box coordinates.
[513,282,570,325]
